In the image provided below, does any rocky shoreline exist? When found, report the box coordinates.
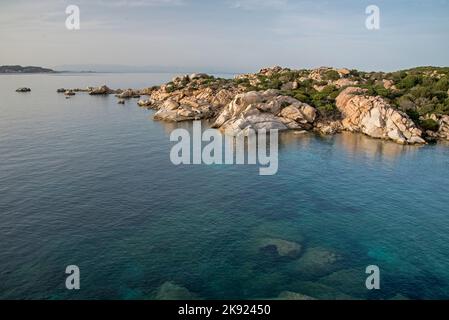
[56,66,449,145]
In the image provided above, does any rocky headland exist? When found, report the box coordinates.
[2,65,55,74]
[59,66,449,144]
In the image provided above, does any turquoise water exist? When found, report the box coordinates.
[1,74,449,300]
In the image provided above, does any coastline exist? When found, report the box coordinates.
[47,66,449,145]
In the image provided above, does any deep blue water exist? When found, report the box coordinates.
[1,74,449,300]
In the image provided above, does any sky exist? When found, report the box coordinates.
[0,0,448,73]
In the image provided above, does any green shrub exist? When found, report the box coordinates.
[435,77,449,91]
[324,70,340,81]
[420,119,439,132]
[398,75,422,89]
[406,109,420,122]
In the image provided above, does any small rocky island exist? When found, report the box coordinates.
[16,87,31,93]
[1,65,55,74]
[60,66,449,144]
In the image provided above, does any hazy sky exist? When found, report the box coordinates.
[0,0,448,72]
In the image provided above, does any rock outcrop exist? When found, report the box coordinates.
[89,85,115,95]
[336,87,426,144]
[16,87,31,92]
[153,99,214,122]
[437,115,449,140]
[147,76,240,122]
[116,89,141,99]
[212,90,317,135]
[137,99,153,107]
[52,66,449,145]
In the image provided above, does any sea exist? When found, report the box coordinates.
[1,73,449,299]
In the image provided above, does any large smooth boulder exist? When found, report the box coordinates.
[137,99,153,107]
[116,89,140,99]
[154,99,213,122]
[189,73,209,80]
[335,87,426,144]
[212,90,316,135]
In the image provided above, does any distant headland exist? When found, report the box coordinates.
[0,65,56,74]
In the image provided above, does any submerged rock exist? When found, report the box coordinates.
[336,87,426,144]
[16,87,31,92]
[277,291,316,300]
[390,294,411,300]
[290,281,355,300]
[258,238,302,259]
[293,247,342,278]
[117,99,125,105]
[155,281,197,300]
[320,268,369,298]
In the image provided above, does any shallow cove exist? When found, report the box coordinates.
[1,73,449,300]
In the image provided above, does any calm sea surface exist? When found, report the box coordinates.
[1,73,449,300]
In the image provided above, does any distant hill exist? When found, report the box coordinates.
[0,65,55,74]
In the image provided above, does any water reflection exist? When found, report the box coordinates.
[157,118,423,163]
[334,132,421,161]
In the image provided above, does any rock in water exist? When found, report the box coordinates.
[155,282,197,300]
[56,88,66,93]
[293,247,342,278]
[88,85,114,95]
[335,87,426,144]
[137,99,153,107]
[16,87,31,92]
[320,268,370,298]
[116,89,141,99]
[117,99,125,105]
[64,90,75,96]
[278,291,316,300]
[258,238,302,259]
